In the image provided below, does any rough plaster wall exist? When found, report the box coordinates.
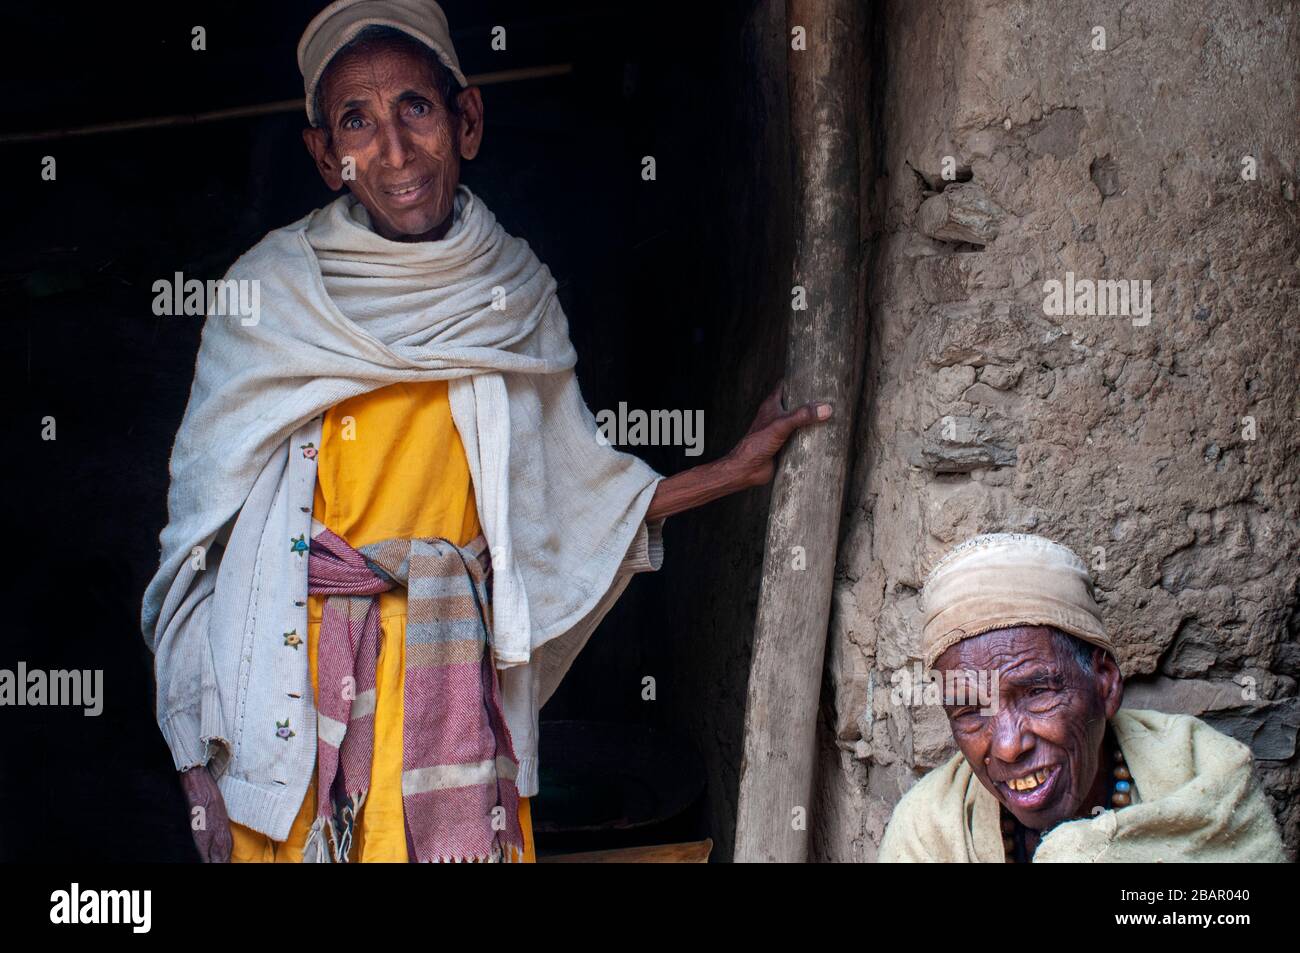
[815,0,1300,861]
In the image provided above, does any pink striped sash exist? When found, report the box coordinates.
[304,527,524,863]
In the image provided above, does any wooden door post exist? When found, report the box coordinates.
[733,0,865,863]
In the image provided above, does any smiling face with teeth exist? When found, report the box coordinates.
[935,625,1123,832]
[303,31,484,243]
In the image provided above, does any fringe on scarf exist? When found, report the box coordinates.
[305,812,525,863]
[303,790,368,863]
[333,790,367,862]
[423,841,525,863]
[303,816,333,864]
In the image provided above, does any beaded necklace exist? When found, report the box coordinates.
[1000,731,1134,863]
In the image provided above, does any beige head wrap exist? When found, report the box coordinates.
[920,533,1112,668]
[298,0,468,125]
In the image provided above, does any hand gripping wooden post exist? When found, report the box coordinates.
[733,0,864,863]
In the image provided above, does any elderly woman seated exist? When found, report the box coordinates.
[880,533,1285,863]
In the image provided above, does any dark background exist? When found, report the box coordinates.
[0,0,796,861]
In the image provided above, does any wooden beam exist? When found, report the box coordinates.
[733,0,864,862]
[0,64,573,145]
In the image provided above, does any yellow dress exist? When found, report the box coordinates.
[230,380,536,862]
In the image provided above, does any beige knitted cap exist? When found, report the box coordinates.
[920,533,1112,669]
[298,0,468,124]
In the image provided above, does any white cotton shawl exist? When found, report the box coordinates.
[142,184,662,670]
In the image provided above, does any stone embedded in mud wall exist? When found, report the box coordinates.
[1204,702,1300,763]
[1123,677,1300,761]
[916,183,1006,245]
[908,414,1017,473]
[913,255,971,304]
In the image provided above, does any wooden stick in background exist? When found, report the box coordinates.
[733,0,865,863]
[0,64,572,144]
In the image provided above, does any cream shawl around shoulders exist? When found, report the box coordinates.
[878,709,1286,862]
[144,184,661,666]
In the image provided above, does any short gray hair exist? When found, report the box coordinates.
[1049,627,1103,678]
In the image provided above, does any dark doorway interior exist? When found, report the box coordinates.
[0,0,793,862]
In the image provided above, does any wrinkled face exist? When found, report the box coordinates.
[303,40,484,241]
[934,626,1122,830]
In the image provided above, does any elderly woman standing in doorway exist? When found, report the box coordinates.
[144,0,833,863]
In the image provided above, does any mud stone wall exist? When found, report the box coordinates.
[814,0,1300,860]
